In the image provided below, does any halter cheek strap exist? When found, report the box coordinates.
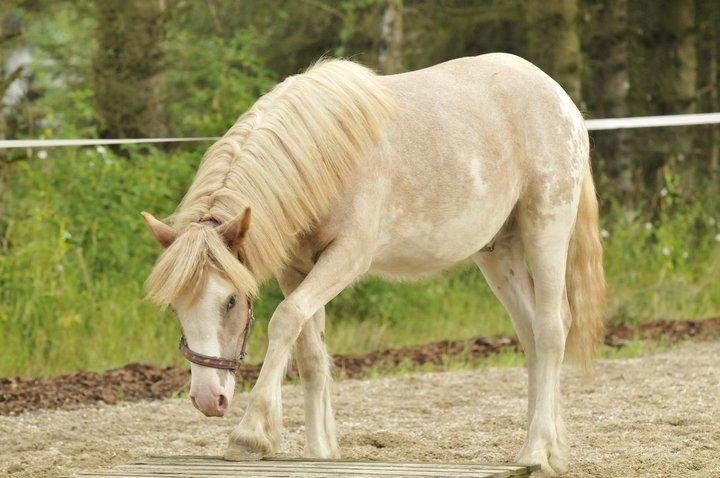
[178,298,254,374]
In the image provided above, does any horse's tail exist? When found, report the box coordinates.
[565,166,606,372]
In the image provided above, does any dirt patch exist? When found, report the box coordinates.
[1,341,718,477]
[604,316,720,346]
[0,364,190,416]
[1,317,719,416]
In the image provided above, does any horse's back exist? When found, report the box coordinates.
[389,53,589,190]
[380,53,586,164]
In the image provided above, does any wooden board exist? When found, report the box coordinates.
[74,455,540,478]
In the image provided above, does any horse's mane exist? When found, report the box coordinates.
[146,59,396,306]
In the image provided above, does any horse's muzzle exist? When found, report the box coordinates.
[190,392,230,417]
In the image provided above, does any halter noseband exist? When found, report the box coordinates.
[178,298,254,374]
[177,217,254,375]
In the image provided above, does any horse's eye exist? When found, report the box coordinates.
[227,296,236,310]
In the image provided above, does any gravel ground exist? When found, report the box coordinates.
[2,341,719,477]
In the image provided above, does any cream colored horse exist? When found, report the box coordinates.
[142,54,605,476]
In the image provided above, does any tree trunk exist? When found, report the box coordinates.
[526,0,582,104]
[378,0,403,74]
[629,0,697,197]
[1,5,27,165]
[696,0,719,173]
[1,6,23,142]
[93,0,168,139]
[585,0,633,198]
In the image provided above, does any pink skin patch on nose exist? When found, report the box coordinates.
[191,392,229,417]
[190,371,232,417]
[188,363,236,416]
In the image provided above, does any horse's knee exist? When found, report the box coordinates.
[267,300,307,343]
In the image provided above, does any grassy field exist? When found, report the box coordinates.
[1,146,718,377]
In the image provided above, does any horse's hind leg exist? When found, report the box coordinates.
[513,202,577,476]
[472,221,538,425]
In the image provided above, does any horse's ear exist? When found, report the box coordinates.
[141,211,178,248]
[221,208,251,252]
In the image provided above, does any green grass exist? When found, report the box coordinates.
[0,147,718,377]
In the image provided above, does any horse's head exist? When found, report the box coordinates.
[141,209,257,417]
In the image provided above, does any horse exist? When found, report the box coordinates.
[142,53,605,476]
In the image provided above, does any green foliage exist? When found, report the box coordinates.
[4,2,275,141]
[1,1,719,378]
[0,147,718,377]
[601,174,720,324]
[2,3,98,140]
[165,28,275,136]
[335,0,380,58]
[0,146,199,376]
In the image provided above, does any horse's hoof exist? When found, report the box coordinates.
[223,443,264,462]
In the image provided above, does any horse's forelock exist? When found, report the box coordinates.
[145,225,258,308]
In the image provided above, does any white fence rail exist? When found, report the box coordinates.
[584,112,720,131]
[1,113,719,150]
[0,137,217,149]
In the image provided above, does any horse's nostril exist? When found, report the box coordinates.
[217,394,228,411]
[190,396,199,410]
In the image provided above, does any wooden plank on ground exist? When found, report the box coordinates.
[75,455,540,477]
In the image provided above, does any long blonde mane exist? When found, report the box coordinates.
[146,59,396,305]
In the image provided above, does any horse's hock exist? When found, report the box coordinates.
[72,455,540,477]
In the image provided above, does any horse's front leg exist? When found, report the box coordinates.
[225,238,371,460]
[277,266,338,458]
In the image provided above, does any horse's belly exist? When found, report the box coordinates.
[368,203,506,280]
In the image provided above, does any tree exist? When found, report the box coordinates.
[378,0,403,74]
[1,4,25,142]
[526,0,582,103]
[93,0,168,139]
[584,0,633,197]
[696,0,719,173]
[629,0,697,195]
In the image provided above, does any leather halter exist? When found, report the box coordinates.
[177,217,254,374]
[178,298,254,374]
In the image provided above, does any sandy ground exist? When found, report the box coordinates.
[2,341,719,478]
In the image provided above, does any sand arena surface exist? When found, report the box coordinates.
[2,341,719,477]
